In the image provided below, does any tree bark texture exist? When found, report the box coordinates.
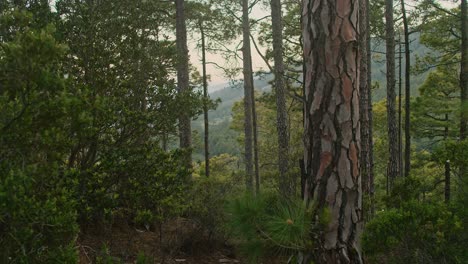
[200,22,210,177]
[401,0,411,177]
[175,0,192,168]
[366,0,375,216]
[271,0,292,196]
[385,0,399,187]
[242,0,254,191]
[461,0,468,140]
[302,0,363,262]
[359,0,374,218]
[398,36,403,177]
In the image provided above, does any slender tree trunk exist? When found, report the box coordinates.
[461,0,468,140]
[445,160,451,204]
[175,0,192,169]
[386,0,399,188]
[270,0,291,196]
[252,81,260,193]
[302,0,363,262]
[359,0,374,219]
[366,0,375,216]
[401,0,411,177]
[200,22,210,177]
[242,0,254,191]
[444,115,450,204]
[398,35,403,177]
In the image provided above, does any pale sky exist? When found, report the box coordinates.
[188,4,271,87]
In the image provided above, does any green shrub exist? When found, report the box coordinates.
[226,192,314,262]
[189,177,229,239]
[0,169,78,263]
[363,201,465,264]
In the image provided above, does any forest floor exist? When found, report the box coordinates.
[77,217,285,264]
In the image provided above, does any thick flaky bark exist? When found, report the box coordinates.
[359,0,374,218]
[385,0,399,188]
[461,0,468,140]
[401,0,411,177]
[175,0,192,168]
[200,22,210,177]
[242,0,254,191]
[302,0,363,262]
[271,0,292,196]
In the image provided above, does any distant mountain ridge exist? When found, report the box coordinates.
[192,35,433,161]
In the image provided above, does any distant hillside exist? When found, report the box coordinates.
[192,35,433,161]
[371,33,430,101]
[192,77,272,162]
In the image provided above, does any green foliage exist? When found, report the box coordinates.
[0,10,78,263]
[230,90,303,190]
[78,146,190,225]
[383,177,425,208]
[363,201,465,264]
[412,64,460,140]
[415,2,460,72]
[0,169,78,263]
[226,192,313,262]
[188,174,236,239]
[136,252,151,264]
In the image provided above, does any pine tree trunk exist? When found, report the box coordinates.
[461,0,468,140]
[252,79,260,193]
[175,0,192,168]
[398,35,403,177]
[401,0,411,177]
[242,0,254,191]
[270,0,291,196]
[386,0,399,188]
[302,0,363,262]
[200,22,210,177]
[359,0,374,218]
[366,0,375,216]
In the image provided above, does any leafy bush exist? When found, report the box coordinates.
[189,177,229,238]
[363,201,465,264]
[77,146,191,228]
[0,169,78,263]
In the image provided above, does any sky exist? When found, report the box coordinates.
[188,4,271,89]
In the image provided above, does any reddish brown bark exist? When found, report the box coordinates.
[302,0,363,262]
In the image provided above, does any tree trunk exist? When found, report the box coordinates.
[270,0,291,196]
[302,0,363,262]
[444,116,450,204]
[200,22,210,177]
[252,79,260,193]
[366,0,375,216]
[175,0,192,169]
[242,0,254,191]
[398,34,403,177]
[359,0,374,219]
[445,160,451,204]
[401,0,411,177]
[386,0,399,188]
[461,0,468,140]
